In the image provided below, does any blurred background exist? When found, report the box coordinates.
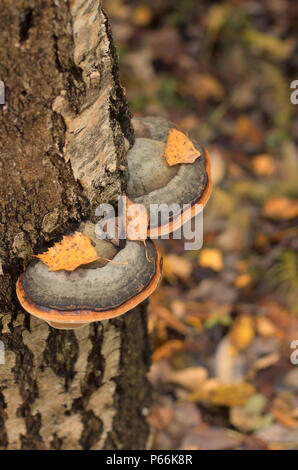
[105,0,298,450]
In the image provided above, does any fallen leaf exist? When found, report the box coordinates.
[199,248,223,271]
[243,29,294,61]
[163,254,192,281]
[230,393,273,432]
[151,306,188,335]
[263,197,298,220]
[234,273,252,289]
[36,232,99,272]
[256,316,277,337]
[181,74,225,101]
[253,352,281,371]
[206,4,231,38]
[256,423,298,449]
[214,336,247,384]
[166,366,208,392]
[163,128,201,166]
[148,403,173,431]
[234,116,263,145]
[229,314,255,351]
[273,408,297,429]
[190,382,255,407]
[180,426,241,450]
[185,315,203,333]
[132,5,152,26]
[210,383,256,407]
[152,340,185,362]
[252,154,276,176]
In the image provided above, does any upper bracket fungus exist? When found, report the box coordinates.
[126,116,212,237]
[16,222,162,329]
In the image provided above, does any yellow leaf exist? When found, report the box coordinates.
[211,383,256,407]
[207,4,231,37]
[256,316,277,337]
[234,273,252,289]
[181,74,225,101]
[252,154,275,176]
[243,29,294,61]
[229,314,255,351]
[36,232,99,272]
[199,248,223,272]
[263,197,298,220]
[152,339,185,362]
[185,315,203,333]
[163,129,201,166]
[190,382,255,407]
[163,254,192,281]
[132,5,152,26]
[167,366,208,392]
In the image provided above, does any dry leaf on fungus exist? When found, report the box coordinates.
[36,232,99,272]
[163,128,201,166]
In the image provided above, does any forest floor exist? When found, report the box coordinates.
[106,0,298,450]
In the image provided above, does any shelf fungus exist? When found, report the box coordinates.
[126,116,212,237]
[16,223,162,330]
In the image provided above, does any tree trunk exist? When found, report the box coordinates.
[0,0,151,450]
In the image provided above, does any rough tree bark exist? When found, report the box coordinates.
[0,0,151,450]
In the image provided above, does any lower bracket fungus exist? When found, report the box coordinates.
[126,116,212,237]
[16,223,162,329]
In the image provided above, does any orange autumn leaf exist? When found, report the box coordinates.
[163,128,201,166]
[36,232,99,271]
[152,339,185,362]
[263,197,298,220]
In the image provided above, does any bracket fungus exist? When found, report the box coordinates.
[16,222,162,329]
[126,116,212,237]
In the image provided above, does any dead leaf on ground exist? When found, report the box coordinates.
[252,154,276,176]
[199,248,223,272]
[256,423,298,449]
[230,393,274,433]
[181,74,225,101]
[163,254,192,281]
[180,426,242,450]
[166,366,208,392]
[151,305,189,335]
[132,5,152,26]
[263,197,298,220]
[256,316,277,337]
[152,340,185,362]
[234,116,263,145]
[148,404,174,431]
[234,273,252,289]
[190,382,255,407]
[243,29,294,61]
[214,336,247,384]
[229,314,255,351]
[252,352,281,372]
